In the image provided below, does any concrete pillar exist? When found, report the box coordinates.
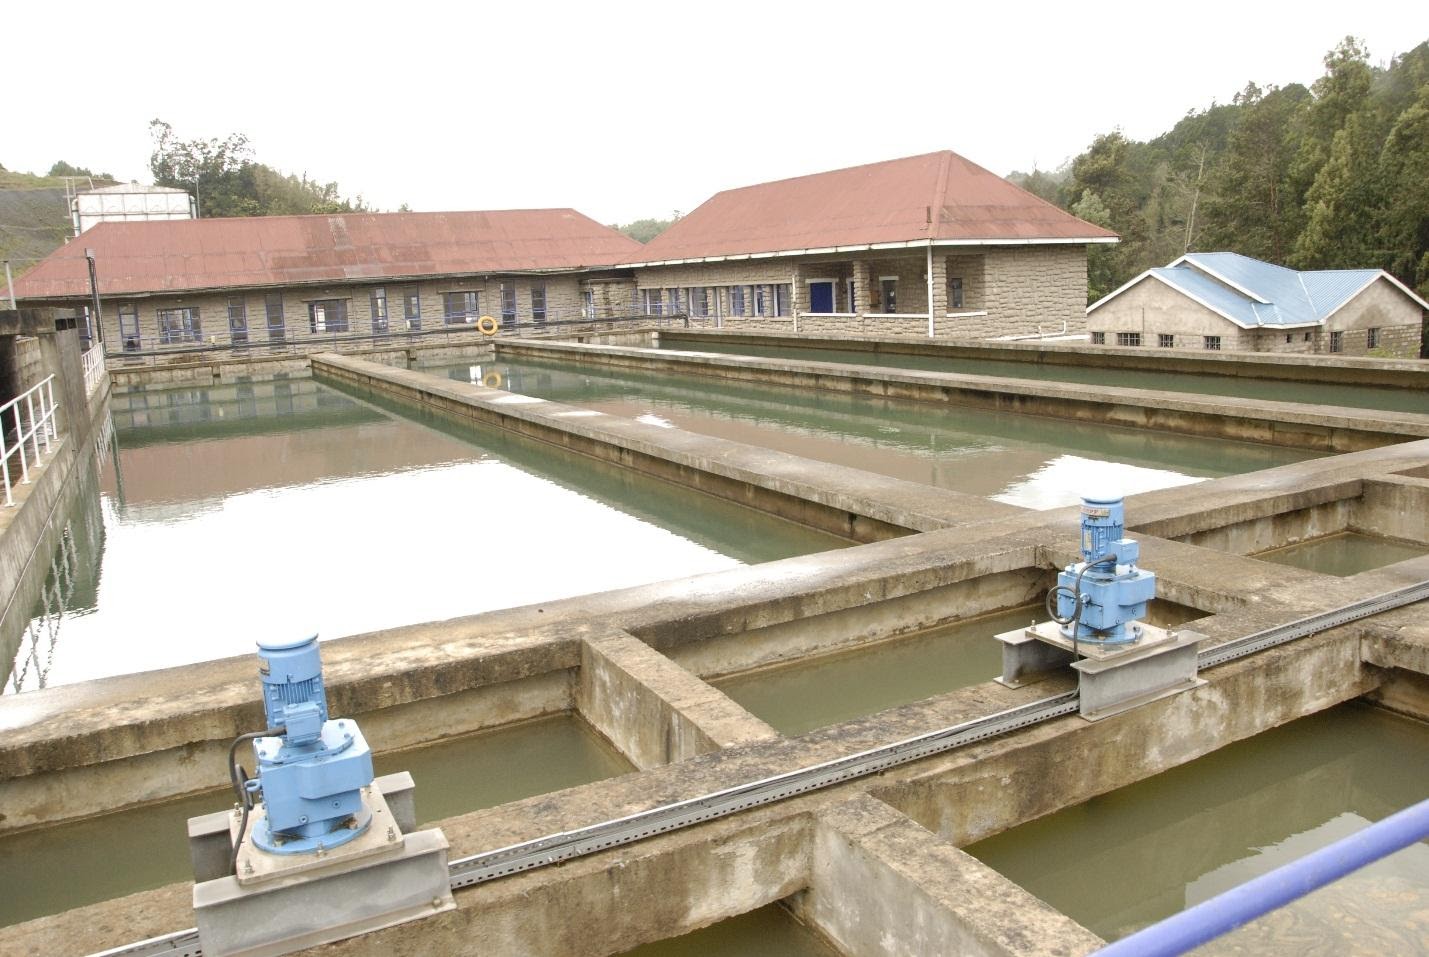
[793,794,1104,957]
[577,631,779,770]
[930,254,949,336]
[851,260,873,315]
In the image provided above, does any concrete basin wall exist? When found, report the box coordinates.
[495,338,1429,452]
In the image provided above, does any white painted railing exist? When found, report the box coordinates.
[82,346,106,396]
[2,375,58,507]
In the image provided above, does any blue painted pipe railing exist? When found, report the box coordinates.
[1093,796,1429,957]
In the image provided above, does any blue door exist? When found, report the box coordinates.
[809,282,833,313]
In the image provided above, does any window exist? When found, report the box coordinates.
[118,303,141,351]
[666,288,682,314]
[227,297,248,345]
[404,287,421,330]
[1116,332,1141,347]
[690,287,709,317]
[1304,332,1311,343]
[1285,334,1293,344]
[949,277,964,310]
[157,307,202,345]
[729,285,745,317]
[880,277,898,313]
[531,282,546,324]
[1158,333,1174,348]
[642,288,663,316]
[1367,327,1379,350]
[370,287,389,333]
[500,283,517,327]
[582,288,594,319]
[1329,330,1343,353]
[308,299,349,333]
[1204,335,1221,351]
[265,293,286,342]
[754,285,769,317]
[1090,331,1105,345]
[774,283,792,317]
[445,291,480,324]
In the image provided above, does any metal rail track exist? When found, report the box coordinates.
[90,581,1428,957]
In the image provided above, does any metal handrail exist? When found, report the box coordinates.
[1094,797,1429,957]
[82,346,106,396]
[1,374,58,507]
[106,312,704,364]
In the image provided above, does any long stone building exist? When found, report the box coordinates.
[14,151,1117,354]
[629,151,1116,338]
[13,209,645,353]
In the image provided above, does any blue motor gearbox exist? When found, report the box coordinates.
[248,635,374,854]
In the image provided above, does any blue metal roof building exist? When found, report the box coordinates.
[1087,252,1428,356]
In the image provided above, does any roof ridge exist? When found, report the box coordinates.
[706,150,955,198]
[930,151,953,238]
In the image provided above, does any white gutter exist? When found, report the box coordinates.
[623,235,1120,269]
[926,240,935,338]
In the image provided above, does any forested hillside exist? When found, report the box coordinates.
[1010,38,1429,302]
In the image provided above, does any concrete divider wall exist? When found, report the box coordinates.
[659,329,1429,390]
[499,338,1429,452]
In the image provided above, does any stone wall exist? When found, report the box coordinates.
[96,273,600,354]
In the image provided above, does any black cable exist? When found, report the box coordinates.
[1046,552,1117,660]
[227,726,284,874]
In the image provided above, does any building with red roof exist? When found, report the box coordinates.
[14,150,1114,353]
[15,208,643,351]
[623,150,1116,338]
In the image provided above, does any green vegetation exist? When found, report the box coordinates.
[1009,37,1429,301]
[612,214,679,244]
[148,120,368,217]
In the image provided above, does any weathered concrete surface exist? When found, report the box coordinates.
[794,794,1103,957]
[496,339,1429,452]
[313,351,1017,541]
[1356,474,1429,544]
[659,328,1429,390]
[6,439,1429,833]
[578,630,778,769]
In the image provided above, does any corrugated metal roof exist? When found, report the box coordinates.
[16,208,644,299]
[627,151,1117,265]
[1091,251,1420,329]
[1164,253,1380,327]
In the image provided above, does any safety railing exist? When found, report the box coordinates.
[1,375,59,507]
[81,345,106,396]
[1094,796,1429,956]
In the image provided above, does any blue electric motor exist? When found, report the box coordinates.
[1050,495,1156,645]
[248,635,374,854]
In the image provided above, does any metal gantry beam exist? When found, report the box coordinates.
[87,582,1428,957]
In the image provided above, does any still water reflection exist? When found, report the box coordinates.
[433,357,1314,510]
[966,704,1429,953]
[1256,531,1429,577]
[0,714,631,927]
[4,376,843,691]
[658,336,1429,414]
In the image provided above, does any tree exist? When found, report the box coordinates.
[613,214,679,244]
[1377,86,1429,294]
[1293,109,1389,269]
[1071,190,1118,302]
[149,119,259,217]
[148,119,366,218]
[1200,83,1310,262]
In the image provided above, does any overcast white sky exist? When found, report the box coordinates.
[7,1,1428,224]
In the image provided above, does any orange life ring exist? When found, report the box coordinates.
[477,315,499,336]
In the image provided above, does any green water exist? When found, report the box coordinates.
[966,704,1429,952]
[4,376,843,691]
[620,905,841,957]
[715,606,1030,735]
[430,356,1314,510]
[715,602,1204,736]
[0,714,631,928]
[659,336,1429,414]
[1256,531,1429,577]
